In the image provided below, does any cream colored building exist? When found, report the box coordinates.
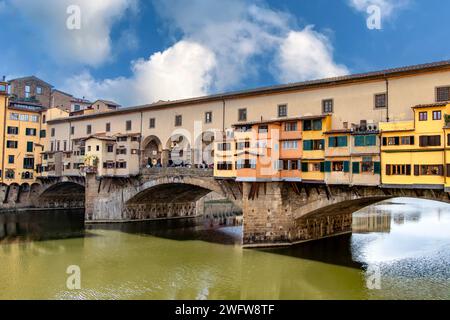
[43,61,450,179]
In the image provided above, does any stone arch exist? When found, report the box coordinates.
[141,135,163,168]
[37,181,85,208]
[123,175,242,220]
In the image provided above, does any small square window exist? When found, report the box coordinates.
[436,86,450,102]
[278,104,287,117]
[419,112,428,121]
[433,110,442,120]
[205,112,212,123]
[374,93,387,108]
[175,115,182,127]
[322,99,333,113]
[238,108,247,122]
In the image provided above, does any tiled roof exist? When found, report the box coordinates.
[412,102,449,109]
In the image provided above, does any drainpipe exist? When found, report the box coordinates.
[222,98,226,133]
[385,76,390,122]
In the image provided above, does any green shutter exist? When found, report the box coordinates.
[355,136,365,147]
[313,119,322,131]
[328,137,336,147]
[338,136,348,147]
[301,162,308,172]
[324,161,331,172]
[374,162,381,174]
[320,139,325,150]
[320,162,325,172]
[343,161,350,173]
[352,162,360,174]
[27,142,33,153]
[303,140,312,151]
[366,135,377,146]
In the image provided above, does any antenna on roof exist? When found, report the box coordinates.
[2,76,5,81]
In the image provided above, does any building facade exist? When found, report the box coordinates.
[1,61,450,191]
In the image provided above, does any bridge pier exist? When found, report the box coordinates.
[242,182,293,246]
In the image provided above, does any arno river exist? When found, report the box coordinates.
[0,198,449,300]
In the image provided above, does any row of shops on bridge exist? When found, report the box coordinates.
[214,102,450,192]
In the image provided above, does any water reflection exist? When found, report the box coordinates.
[0,197,449,300]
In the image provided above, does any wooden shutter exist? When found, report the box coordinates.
[394,137,400,145]
[352,162,360,174]
[320,162,325,172]
[382,137,387,146]
[301,162,308,172]
[324,161,331,172]
[447,164,450,177]
[414,165,420,176]
[419,136,427,147]
[374,162,381,174]
[438,165,444,176]
[385,165,391,175]
[328,137,336,148]
[410,136,415,145]
[343,161,350,173]
[406,165,411,176]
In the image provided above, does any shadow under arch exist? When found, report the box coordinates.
[39,181,85,207]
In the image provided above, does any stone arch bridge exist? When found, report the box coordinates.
[5,168,450,247]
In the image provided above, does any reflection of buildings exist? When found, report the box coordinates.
[353,209,391,233]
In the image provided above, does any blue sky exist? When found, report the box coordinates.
[0,0,449,106]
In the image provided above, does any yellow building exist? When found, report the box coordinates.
[300,115,331,183]
[1,99,43,185]
[380,102,450,190]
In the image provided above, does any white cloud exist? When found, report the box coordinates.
[8,0,137,66]
[64,41,216,106]
[275,28,349,83]
[64,1,348,106]
[348,0,410,17]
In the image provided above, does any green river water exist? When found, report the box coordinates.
[0,198,449,300]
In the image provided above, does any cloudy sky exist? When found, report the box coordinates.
[0,0,448,106]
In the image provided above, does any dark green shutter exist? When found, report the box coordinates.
[320,162,325,172]
[320,139,325,150]
[27,142,33,153]
[374,162,381,174]
[353,162,360,174]
[366,135,376,146]
[339,136,348,147]
[343,161,350,172]
[324,161,331,172]
[303,140,312,151]
[301,162,308,172]
[328,137,336,147]
[355,136,364,147]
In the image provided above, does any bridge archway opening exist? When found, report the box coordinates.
[39,182,85,208]
[142,135,163,168]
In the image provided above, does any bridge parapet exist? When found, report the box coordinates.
[140,167,214,178]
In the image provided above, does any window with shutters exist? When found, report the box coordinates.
[303,119,322,131]
[328,136,348,148]
[284,122,297,131]
[401,136,415,145]
[387,137,400,145]
[311,162,321,172]
[217,162,233,170]
[436,86,450,102]
[419,135,441,147]
[357,135,377,147]
[419,165,443,176]
[332,162,344,172]
[386,164,411,175]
